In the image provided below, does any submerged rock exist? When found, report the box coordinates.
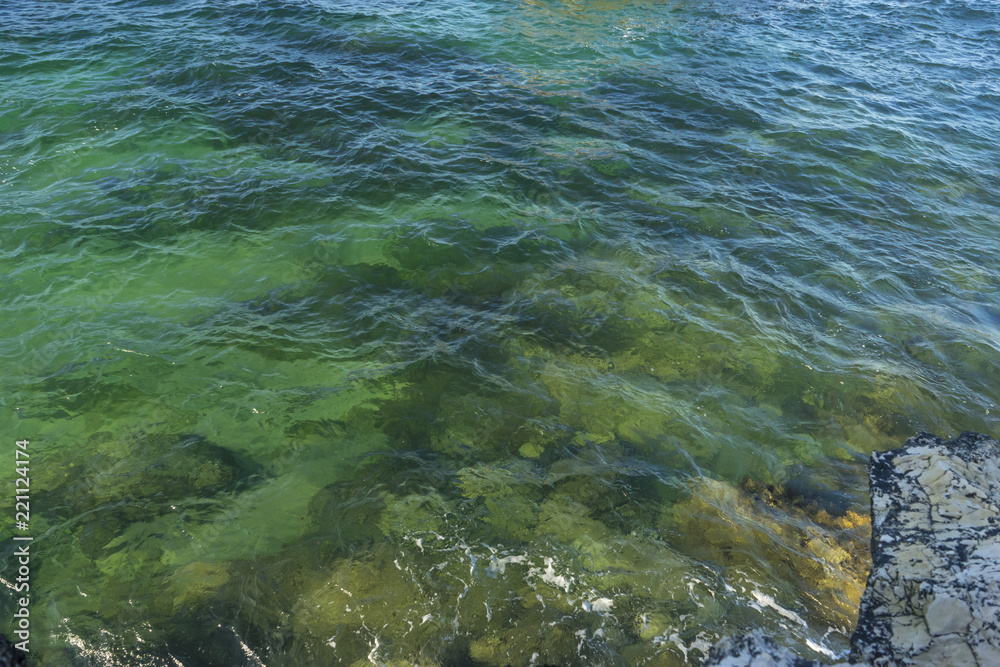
[703,432,1000,667]
[0,634,28,667]
[662,475,870,634]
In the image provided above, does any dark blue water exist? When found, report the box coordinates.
[2,0,998,664]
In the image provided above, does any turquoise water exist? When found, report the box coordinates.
[2,0,999,664]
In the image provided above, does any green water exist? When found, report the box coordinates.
[2,0,998,664]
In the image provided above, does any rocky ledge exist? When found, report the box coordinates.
[703,432,1000,667]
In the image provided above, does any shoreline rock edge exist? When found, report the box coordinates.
[703,431,1000,667]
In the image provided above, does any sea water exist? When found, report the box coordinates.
[1,0,998,664]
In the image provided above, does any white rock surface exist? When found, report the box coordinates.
[850,432,1000,667]
[702,634,851,667]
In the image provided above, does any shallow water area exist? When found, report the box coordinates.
[2,0,999,664]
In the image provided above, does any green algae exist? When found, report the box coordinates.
[11,428,266,663]
[8,221,985,663]
[288,537,622,666]
[230,415,868,664]
[271,466,861,665]
[378,491,453,536]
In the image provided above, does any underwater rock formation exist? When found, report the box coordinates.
[0,634,28,667]
[703,432,1000,667]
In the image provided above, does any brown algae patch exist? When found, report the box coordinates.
[662,476,871,631]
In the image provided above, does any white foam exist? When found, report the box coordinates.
[586,596,614,613]
[806,638,837,659]
[486,553,528,577]
[751,589,807,627]
[532,556,573,592]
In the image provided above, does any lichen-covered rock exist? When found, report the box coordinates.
[850,432,1000,667]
